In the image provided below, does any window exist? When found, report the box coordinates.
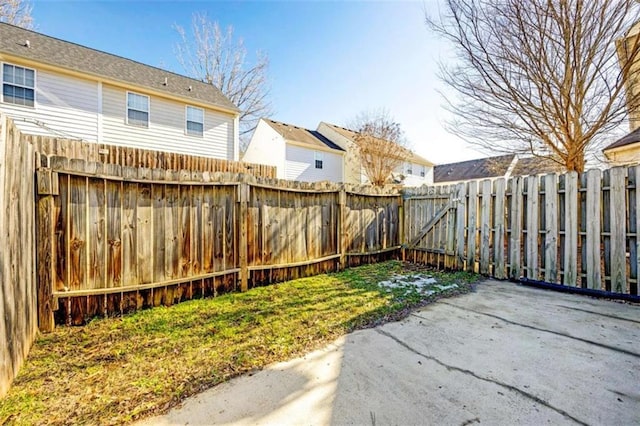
[420,165,426,177]
[127,92,149,127]
[2,64,35,107]
[186,106,204,137]
[314,151,323,169]
[405,162,413,175]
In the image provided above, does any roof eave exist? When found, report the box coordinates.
[0,52,240,116]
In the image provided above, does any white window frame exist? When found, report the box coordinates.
[405,161,413,175]
[126,91,149,128]
[185,105,204,137]
[314,151,324,169]
[1,62,36,107]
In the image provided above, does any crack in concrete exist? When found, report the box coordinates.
[440,302,640,360]
[374,328,588,426]
[554,305,640,325]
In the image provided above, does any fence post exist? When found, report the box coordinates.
[399,191,405,262]
[237,178,250,292]
[338,188,347,270]
[36,158,58,332]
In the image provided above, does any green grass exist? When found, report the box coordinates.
[0,261,479,425]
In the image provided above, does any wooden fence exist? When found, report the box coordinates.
[24,133,276,178]
[404,169,640,296]
[0,116,37,398]
[36,156,402,328]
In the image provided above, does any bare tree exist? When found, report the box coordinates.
[0,0,33,28]
[174,13,273,149]
[348,110,409,186]
[428,0,640,172]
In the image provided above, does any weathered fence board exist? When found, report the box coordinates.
[35,156,402,325]
[25,133,276,178]
[405,167,639,297]
[586,169,602,289]
[1,116,37,398]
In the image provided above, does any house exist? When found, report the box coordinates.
[434,154,563,184]
[603,128,640,165]
[0,22,240,160]
[316,122,434,186]
[604,20,640,165]
[242,118,345,182]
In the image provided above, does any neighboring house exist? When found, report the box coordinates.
[316,122,434,186]
[242,118,345,182]
[603,128,640,165]
[606,20,640,165]
[616,20,640,132]
[434,154,562,184]
[0,22,240,159]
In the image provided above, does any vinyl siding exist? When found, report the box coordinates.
[242,120,286,178]
[102,84,234,159]
[0,64,98,140]
[316,123,361,184]
[285,144,342,183]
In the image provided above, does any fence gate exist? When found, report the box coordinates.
[403,184,464,269]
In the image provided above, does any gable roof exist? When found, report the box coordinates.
[320,122,434,166]
[510,156,563,177]
[603,128,640,152]
[434,155,515,183]
[264,119,344,151]
[0,22,238,113]
[434,154,564,183]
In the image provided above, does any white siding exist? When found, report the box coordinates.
[242,120,286,178]
[102,84,234,159]
[285,144,342,183]
[0,64,98,140]
[397,161,433,186]
[317,122,361,184]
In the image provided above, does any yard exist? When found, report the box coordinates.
[0,261,478,425]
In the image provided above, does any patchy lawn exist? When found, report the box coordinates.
[0,261,479,425]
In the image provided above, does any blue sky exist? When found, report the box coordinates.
[31,0,482,164]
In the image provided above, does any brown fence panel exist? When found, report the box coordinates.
[0,115,37,397]
[403,168,639,297]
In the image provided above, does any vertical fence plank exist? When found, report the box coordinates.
[136,174,153,285]
[586,169,602,289]
[525,175,539,279]
[544,174,558,282]
[467,181,478,273]
[636,166,640,295]
[493,178,506,279]
[36,172,56,332]
[563,172,578,287]
[480,180,491,275]
[509,176,523,279]
[609,167,627,293]
[238,181,249,291]
[455,183,467,270]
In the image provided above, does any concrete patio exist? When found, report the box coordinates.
[139,280,640,425]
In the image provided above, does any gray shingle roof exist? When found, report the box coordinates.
[603,128,640,151]
[510,156,563,177]
[434,154,564,183]
[0,22,238,112]
[434,155,515,183]
[264,119,344,151]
